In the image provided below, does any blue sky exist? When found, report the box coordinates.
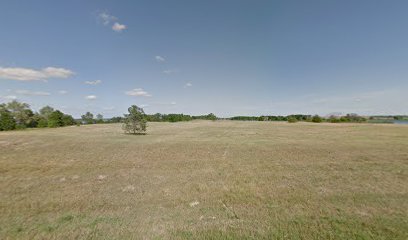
[0,0,407,117]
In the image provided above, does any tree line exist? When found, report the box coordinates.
[0,100,395,132]
[144,113,217,122]
[0,100,76,131]
[229,114,368,123]
[0,100,219,131]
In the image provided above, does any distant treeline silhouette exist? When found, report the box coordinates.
[2,100,407,131]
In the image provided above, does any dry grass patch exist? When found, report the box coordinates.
[0,121,407,239]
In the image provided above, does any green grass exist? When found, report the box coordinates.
[0,121,407,239]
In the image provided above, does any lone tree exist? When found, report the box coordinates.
[123,105,147,134]
[81,112,95,124]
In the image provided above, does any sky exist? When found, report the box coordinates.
[0,0,407,117]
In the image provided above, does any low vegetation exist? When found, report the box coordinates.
[0,100,76,131]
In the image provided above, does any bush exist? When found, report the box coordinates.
[287,117,298,123]
[311,115,322,123]
[37,118,48,128]
[329,116,340,123]
[0,110,16,131]
[48,111,64,128]
[62,114,76,126]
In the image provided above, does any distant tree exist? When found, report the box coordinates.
[287,117,298,123]
[311,115,323,123]
[108,116,123,123]
[39,106,54,118]
[37,117,48,128]
[48,110,64,128]
[345,113,366,123]
[96,114,104,124]
[206,113,217,121]
[328,115,340,123]
[122,105,147,134]
[62,114,76,126]
[81,112,95,124]
[6,100,32,128]
[0,108,16,131]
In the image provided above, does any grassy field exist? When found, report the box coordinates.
[1,121,407,239]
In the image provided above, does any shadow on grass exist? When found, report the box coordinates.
[123,132,147,135]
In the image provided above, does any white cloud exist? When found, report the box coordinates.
[85,95,97,100]
[97,11,126,32]
[155,56,165,62]
[98,12,117,25]
[125,88,152,97]
[58,90,68,94]
[0,95,17,100]
[163,69,178,75]
[153,101,177,106]
[0,66,74,81]
[184,82,192,88]
[15,90,51,96]
[112,22,126,32]
[140,104,149,108]
[84,80,102,85]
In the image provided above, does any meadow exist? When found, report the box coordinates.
[0,121,407,239]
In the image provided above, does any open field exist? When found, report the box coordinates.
[1,121,407,239]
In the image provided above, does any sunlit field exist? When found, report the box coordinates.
[1,121,407,239]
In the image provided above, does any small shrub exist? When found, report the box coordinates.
[311,115,322,123]
[0,110,16,131]
[37,118,48,128]
[287,117,298,123]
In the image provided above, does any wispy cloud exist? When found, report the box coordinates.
[98,11,126,33]
[155,56,165,62]
[58,90,68,95]
[15,90,51,96]
[0,66,74,81]
[140,104,149,108]
[163,69,178,75]
[85,95,97,100]
[98,12,117,25]
[153,101,177,105]
[84,80,102,85]
[0,95,17,100]
[125,88,152,97]
[184,82,192,88]
[112,22,126,32]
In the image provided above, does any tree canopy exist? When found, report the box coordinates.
[122,105,147,134]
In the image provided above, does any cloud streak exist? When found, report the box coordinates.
[125,88,152,97]
[155,56,165,62]
[15,90,51,96]
[0,95,17,101]
[84,80,102,85]
[0,66,74,81]
[163,69,178,75]
[85,95,97,100]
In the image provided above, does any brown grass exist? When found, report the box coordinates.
[0,121,407,239]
